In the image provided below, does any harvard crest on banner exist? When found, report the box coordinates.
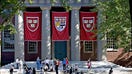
[54,17,66,32]
[80,12,97,41]
[52,12,69,40]
[83,17,95,32]
[26,17,39,32]
[24,12,42,40]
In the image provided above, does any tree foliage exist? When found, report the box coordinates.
[0,0,26,34]
[94,0,131,51]
[50,0,72,11]
[0,0,32,33]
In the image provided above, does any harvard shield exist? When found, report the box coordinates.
[54,17,66,32]
[82,17,95,32]
[26,17,39,32]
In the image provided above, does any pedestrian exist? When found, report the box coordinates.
[87,58,91,69]
[69,67,73,74]
[45,57,50,70]
[40,67,44,74]
[19,59,23,72]
[49,64,53,71]
[80,71,83,74]
[28,67,32,74]
[23,63,28,71]
[32,67,36,74]
[55,59,60,74]
[15,57,20,69]
[74,64,78,72]
[36,57,41,70]
[49,58,54,66]
[49,58,54,71]
[44,64,48,71]
[62,58,66,71]
[109,67,113,74]
[9,65,14,74]
[66,57,69,66]
[26,68,30,74]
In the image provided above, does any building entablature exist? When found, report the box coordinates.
[24,0,96,7]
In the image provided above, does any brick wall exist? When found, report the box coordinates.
[106,48,132,67]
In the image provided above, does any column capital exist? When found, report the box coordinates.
[40,6,51,10]
[71,6,80,10]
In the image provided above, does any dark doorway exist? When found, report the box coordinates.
[54,41,67,60]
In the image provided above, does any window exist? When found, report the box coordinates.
[4,30,14,40]
[106,33,117,50]
[28,41,38,53]
[4,42,14,49]
[3,30,14,51]
[84,41,93,52]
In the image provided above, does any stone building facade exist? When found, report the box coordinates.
[1,0,130,65]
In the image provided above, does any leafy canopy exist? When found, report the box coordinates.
[0,0,26,34]
[94,0,131,51]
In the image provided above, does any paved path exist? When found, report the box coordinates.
[1,69,132,74]
[1,61,132,74]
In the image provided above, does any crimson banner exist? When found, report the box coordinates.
[80,12,97,40]
[52,12,69,40]
[24,12,42,40]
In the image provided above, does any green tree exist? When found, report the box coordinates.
[94,0,131,51]
[0,0,25,33]
[0,0,33,34]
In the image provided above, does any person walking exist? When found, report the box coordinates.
[66,57,69,66]
[19,59,23,72]
[87,58,91,69]
[55,59,60,74]
[15,57,20,69]
[109,67,113,74]
[36,57,41,70]
[45,57,50,70]
[62,58,66,71]
[74,64,78,72]
[10,65,14,74]
[69,67,73,74]
[49,64,53,71]
[40,67,44,74]
[32,67,36,74]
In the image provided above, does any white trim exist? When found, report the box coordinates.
[2,49,14,52]
[106,48,118,52]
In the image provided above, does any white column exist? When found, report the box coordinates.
[71,7,80,61]
[14,11,24,61]
[40,7,51,60]
[97,10,107,61]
